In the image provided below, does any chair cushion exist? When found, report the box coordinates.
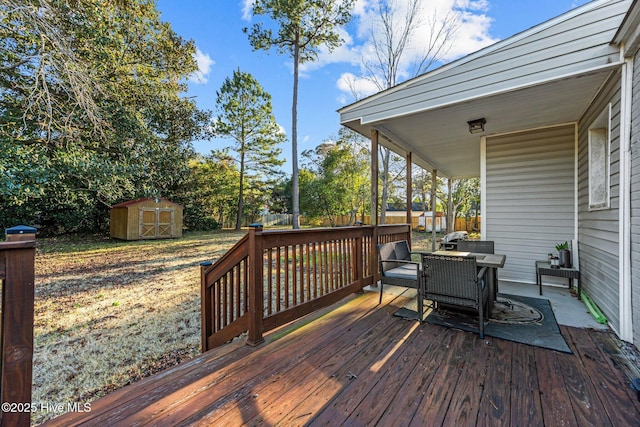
[384,263,419,280]
[393,241,411,261]
[378,240,412,272]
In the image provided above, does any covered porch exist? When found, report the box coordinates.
[339,0,632,336]
[44,287,639,426]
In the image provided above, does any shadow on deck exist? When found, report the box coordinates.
[43,289,640,426]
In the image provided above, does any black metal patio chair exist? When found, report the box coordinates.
[377,240,422,318]
[420,253,489,338]
[456,239,494,254]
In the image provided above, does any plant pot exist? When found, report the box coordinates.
[559,249,571,268]
[550,256,560,268]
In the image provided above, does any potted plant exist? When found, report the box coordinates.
[556,241,571,268]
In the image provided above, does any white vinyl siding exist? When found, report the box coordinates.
[578,71,622,332]
[485,125,576,284]
[631,51,640,346]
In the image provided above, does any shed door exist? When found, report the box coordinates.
[139,208,174,239]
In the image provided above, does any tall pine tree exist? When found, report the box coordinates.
[212,69,285,230]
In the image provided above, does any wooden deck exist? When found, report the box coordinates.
[44,289,640,426]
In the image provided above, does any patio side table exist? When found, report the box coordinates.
[535,261,581,297]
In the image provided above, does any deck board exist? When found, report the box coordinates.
[509,342,543,426]
[43,290,640,427]
[477,337,512,426]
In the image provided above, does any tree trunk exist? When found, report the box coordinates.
[291,34,300,229]
[236,150,245,230]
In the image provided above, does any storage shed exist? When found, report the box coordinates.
[110,197,183,240]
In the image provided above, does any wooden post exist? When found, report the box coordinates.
[431,170,437,252]
[1,225,36,427]
[371,130,380,283]
[247,224,265,346]
[406,151,412,242]
[447,178,453,233]
[371,130,379,228]
[354,226,364,291]
[200,260,213,352]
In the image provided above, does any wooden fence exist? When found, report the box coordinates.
[300,215,481,233]
[200,224,411,351]
[0,226,36,427]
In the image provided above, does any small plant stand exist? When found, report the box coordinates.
[535,260,581,297]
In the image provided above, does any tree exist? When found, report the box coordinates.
[212,69,285,230]
[300,129,369,225]
[244,0,354,229]
[1,0,208,234]
[178,153,240,230]
[439,178,480,232]
[345,0,459,223]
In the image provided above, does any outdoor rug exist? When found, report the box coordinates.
[394,293,572,353]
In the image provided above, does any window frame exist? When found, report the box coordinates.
[587,104,611,211]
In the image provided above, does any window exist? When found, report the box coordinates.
[588,105,610,210]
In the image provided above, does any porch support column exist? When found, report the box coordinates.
[371,130,379,227]
[431,169,437,252]
[619,57,633,341]
[447,178,453,233]
[371,130,380,283]
[406,151,412,230]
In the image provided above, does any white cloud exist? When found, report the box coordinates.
[241,0,253,21]
[336,72,380,102]
[299,27,359,76]
[337,0,498,101]
[189,48,215,84]
[238,0,497,101]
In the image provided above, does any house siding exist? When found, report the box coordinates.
[341,0,629,125]
[485,125,576,284]
[578,71,622,332]
[631,50,640,346]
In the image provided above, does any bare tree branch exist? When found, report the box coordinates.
[353,0,460,222]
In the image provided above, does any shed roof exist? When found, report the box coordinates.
[111,197,183,209]
[339,0,630,178]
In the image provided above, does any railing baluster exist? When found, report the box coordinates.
[267,249,273,315]
[292,244,297,306]
[331,239,337,290]
[284,246,290,309]
[321,241,328,295]
[309,243,312,299]
[276,246,282,312]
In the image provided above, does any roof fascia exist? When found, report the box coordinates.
[358,61,623,126]
[612,0,640,55]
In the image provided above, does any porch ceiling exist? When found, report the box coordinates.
[341,67,616,178]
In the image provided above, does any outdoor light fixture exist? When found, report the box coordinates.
[467,118,486,134]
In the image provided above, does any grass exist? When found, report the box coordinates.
[31,229,246,425]
[30,228,440,425]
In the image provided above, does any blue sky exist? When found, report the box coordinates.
[156,0,590,171]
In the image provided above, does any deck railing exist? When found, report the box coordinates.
[200,224,411,351]
[0,226,36,427]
